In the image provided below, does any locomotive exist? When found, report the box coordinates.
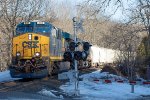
[9,21,91,78]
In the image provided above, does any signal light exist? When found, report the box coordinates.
[83,42,91,51]
[82,51,88,61]
[69,42,76,51]
[63,51,73,61]
[74,51,88,61]
[74,51,82,61]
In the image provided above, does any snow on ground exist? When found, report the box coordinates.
[80,70,127,81]
[38,89,63,99]
[0,70,20,82]
[60,70,150,100]
[38,89,58,98]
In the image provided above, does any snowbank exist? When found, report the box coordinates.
[80,70,127,81]
[0,70,20,82]
[38,89,58,97]
[60,70,150,100]
[38,89,63,99]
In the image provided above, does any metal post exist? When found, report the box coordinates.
[131,66,133,81]
[131,84,134,93]
[147,64,150,80]
[127,46,130,80]
[73,17,80,96]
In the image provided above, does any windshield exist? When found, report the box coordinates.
[34,25,50,33]
[16,26,33,34]
[15,22,51,36]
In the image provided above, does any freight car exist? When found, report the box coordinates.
[90,45,120,67]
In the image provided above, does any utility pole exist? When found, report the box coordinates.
[72,17,80,96]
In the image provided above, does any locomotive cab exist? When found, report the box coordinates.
[9,21,66,78]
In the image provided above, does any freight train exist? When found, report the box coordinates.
[9,21,91,78]
[9,21,120,79]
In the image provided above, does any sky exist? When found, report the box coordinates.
[54,0,135,22]
[108,0,137,22]
[96,0,136,22]
[53,0,84,18]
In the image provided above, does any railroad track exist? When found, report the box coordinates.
[0,67,98,93]
[0,68,99,100]
[0,79,40,92]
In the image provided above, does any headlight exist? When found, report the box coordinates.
[28,34,32,40]
[35,52,40,57]
[16,52,21,56]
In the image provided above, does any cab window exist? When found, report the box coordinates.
[57,29,62,40]
[16,26,33,35]
[51,28,57,45]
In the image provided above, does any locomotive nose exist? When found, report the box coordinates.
[22,34,40,57]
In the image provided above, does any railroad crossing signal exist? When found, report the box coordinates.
[76,18,84,33]
[63,41,91,61]
[63,17,91,96]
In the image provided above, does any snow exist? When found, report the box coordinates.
[60,70,150,100]
[58,70,77,81]
[80,70,127,81]
[0,70,149,100]
[0,70,20,82]
[38,89,58,97]
[38,89,63,99]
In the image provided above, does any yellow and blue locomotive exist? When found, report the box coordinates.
[9,21,72,78]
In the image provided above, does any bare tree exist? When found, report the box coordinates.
[102,23,142,79]
[0,0,54,70]
[79,0,126,20]
[51,1,74,33]
[125,0,150,79]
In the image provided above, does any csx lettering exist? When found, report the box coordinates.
[22,41,39,48]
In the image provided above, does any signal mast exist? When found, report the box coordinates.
[73,17,79,96]
[63,17,91,96]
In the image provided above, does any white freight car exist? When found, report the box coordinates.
[90,45,120,67]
